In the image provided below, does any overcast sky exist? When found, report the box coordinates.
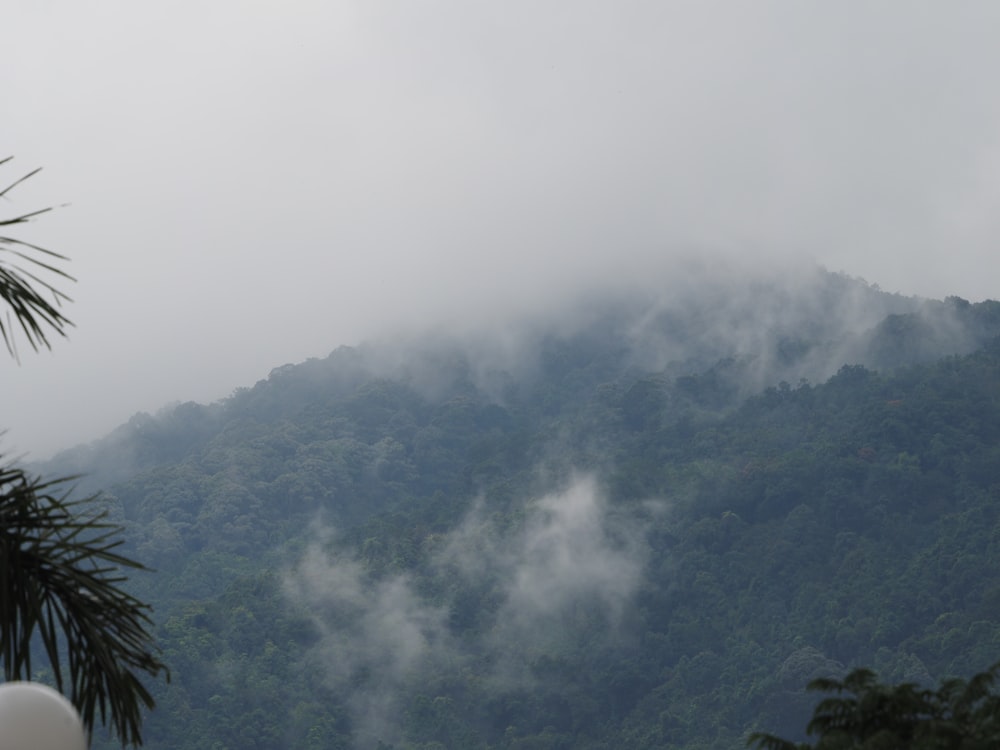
[5,1,1000,457]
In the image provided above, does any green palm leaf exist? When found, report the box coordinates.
[0,156,74,359]
[0,463,169,746]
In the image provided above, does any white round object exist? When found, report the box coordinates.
[0,682,87,750]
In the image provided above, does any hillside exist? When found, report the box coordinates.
[40,270,1000,749]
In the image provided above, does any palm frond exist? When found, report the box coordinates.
[0,157,74,359]
[0,461,169,746]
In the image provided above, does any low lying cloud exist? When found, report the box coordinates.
[284,474,649,749]
[442,476,644,659]
[284,545,452,748]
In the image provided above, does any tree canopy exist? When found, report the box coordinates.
[749,663,1000,750]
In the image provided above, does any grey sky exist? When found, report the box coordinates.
[5,1,1000,457]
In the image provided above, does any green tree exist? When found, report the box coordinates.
[0,157,168,746]
[749,663,1000,750]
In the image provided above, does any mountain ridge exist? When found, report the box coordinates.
[42,269,993,490]
[36,268,1000,750]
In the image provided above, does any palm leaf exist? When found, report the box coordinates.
[0,157,74,359]
[0,461,169,746]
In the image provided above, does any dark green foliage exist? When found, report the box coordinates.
[0,465,167,745]
[749,663,1000,749]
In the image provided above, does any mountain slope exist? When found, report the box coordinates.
[41,270,1000,750]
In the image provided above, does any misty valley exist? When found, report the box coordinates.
[38,269,1000,749]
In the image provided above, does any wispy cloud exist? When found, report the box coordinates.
[284,473,649,748]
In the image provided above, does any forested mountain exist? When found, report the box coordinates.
[40,269,1000,749]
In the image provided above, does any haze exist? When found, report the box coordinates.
[5,1,1000,458]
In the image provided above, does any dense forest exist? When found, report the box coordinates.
[40,270,1000,749]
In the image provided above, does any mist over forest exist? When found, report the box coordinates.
[32,266,1000,749]
[8,2,1000,746]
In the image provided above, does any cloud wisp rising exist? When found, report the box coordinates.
[284,474,649,749]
